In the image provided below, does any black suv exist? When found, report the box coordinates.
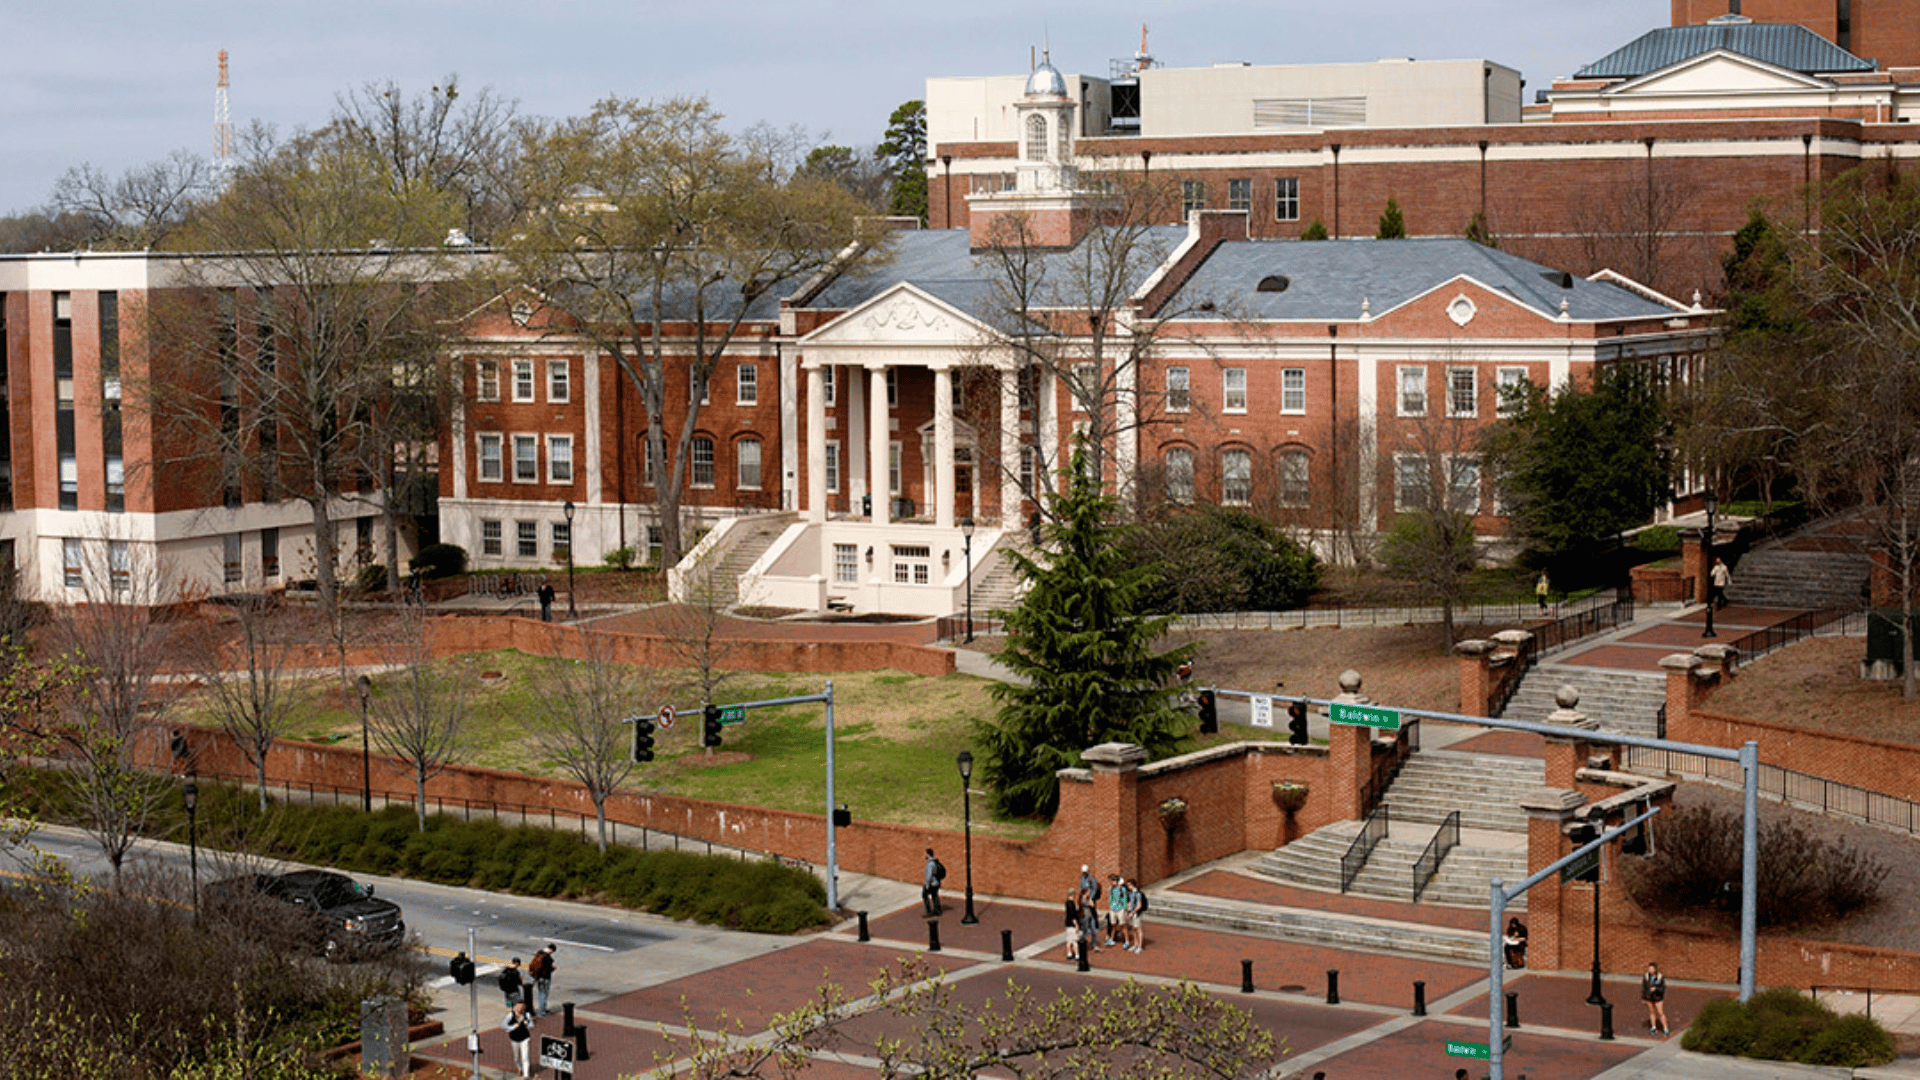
[206,870,406,959]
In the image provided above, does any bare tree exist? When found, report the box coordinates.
[661,542,759,709]
[327,75,524,244]
[530,632,666,851]
[1379,403,1485,645]
[198,597,307,812]
[47,149,214,250]
[368,606,471,828]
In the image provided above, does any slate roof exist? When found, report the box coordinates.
[1172,238,1684,323]
[1575,22,1875,80]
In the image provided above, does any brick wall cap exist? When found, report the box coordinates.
[1057,767,1094,784]
[1576,771,1676,804]
[1080,742,1149,770]
[1492,629,1535,647]
[1455,638,1497,656]
[1138,739,1305,776]
[1693,643,1739,663]
[1658,653,1704,672]
[1519,787,1589,814]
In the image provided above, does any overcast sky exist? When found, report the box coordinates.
[3,1,1672,216]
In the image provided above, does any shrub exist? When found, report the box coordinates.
[1681,989,1893,1068]
[1682,997,1754,1056]
[1800,1013,1896,1067]
[1634,526,1681,555]
[603,546,637,570]
[409,543,467,579]
[356,564,388,593]
[1620,805,1887,929]
[1121,505,1319,614]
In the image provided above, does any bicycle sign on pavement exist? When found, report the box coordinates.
[540,1035,575,1074]
[1329,701,1401,731]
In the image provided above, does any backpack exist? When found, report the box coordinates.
[933,859,947,882]
[1137,891,1149,914]
[499,967,520,992]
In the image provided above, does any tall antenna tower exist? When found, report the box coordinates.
[213,49,234,180]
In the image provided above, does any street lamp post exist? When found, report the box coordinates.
[563,499,578,619]
[961,517,975,644]
[956,750,978,924]
[183,779,200,924]
[1702,491,1719,640]
[357,674,373,813]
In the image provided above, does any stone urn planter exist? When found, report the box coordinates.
[1272,782,1310,814]
[1157,797,1188,829]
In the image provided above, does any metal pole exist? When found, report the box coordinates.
[564,500,578,618]
[468,926,480,1080]
[357,674,372,813]
[1490,879,1508,1080]
[1702,503,1717,638]
[961,766,978,925]
[1740,740,1758,1001]
[963,530,974,643]
[825,680,839,912]
[1587,868,1606,1005]
[186,787,199,924]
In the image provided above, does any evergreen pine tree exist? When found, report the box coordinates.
[1377,196,1406,239]
[1464,210,1497,248]
[976,445,1194,818]
[1300,218,1329,241]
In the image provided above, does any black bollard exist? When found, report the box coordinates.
[1077,948,1090,973]
[1000,929,1014,962]
[1413,980,1427,1016]
[572,1023,589,1062]
[1326,969,1340,1005]
[1506,990,1521,1028]
[928,920,942,952]
[857,910,870,942]
[1241,959,1255,994]
[562,1002,576,1036]
[523,985,535,1013]
[1599,1000,1615,1041]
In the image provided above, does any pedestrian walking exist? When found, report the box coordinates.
[922,848,945,916]
[503,1000,533,1077]
[1063,890,1083,961]
[1104,874,1127,946]
[537,582,556,622]
[1125,880,1147,953]
[1536,571,1550,612]
[1709,557,1731,611]
[528,943,557,1016]
[1503,917,1528,970]
[1641,961,1669,1035]
[498,957,525,1009]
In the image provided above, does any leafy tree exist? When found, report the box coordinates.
[1464,210,1497,248]
[1379,512,1477,640]
[1121,505,1319,614]
[1299,218,1328,241]
[1481,364,1671,570]
[1376,195,1406,239]
[1379,407,1484,643]
[876,99,927,221]
[798,144,890,210]
[977,446,1193,818]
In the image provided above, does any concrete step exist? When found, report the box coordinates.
[1251,822,1529,908]
[1146,889,1491,963]
[1724,547,1869,610]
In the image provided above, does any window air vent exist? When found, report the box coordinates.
[1257,274,1291,293]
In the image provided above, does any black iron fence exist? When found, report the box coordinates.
[1726,607,1847,664]
[1624,746,1920,837]
[1533,590,1636,655]
[1340,804,1390,894]
[1412,810,1461,903]
[934,615,1007,641]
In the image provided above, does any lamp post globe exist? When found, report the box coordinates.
[562,499,578,619]
[956,750,977,924]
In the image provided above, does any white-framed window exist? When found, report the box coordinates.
[885,367,898,408]
[691,436,715,487]
[1281,368,1306,414]
[1024,113,1047,161]
[834,543,858,584]
[260,528,280,579]
[477,433,503,482]
[1394,453,1431,512]
[1166,447,1194,503]
[59,454,77,510]
[512,434,538,483]
[109,541,130,591]
[737,363,757,406]
[825,441,841,493]
[1228,177,1252,212]
[547,435,573,484]
[551,520,571,556]
[1496,366,1530,416]
[689,371,710,406]
[1447,367,1477,418]
[516,520,539,558]
[888,441,902,495]
[511,359,535,402]
[1448,455,1482,513]
[1279,449,1311,508]
[1182,179,1207,216]
[1072,363,1097,412]
[1166,367,1190,412]
[1021,445,1035,494]
[1222,449,1252,505]
[476,359,500,402]
[480,519,502,557]
[1397,365,1427,417]
[106,456,124,512]
[646,525,663,566]
[891,544,932,585]
[223,533,243,583]
[63,538,83,588]
[737,437,762,489]
[823,365,837,406]
[547,359,570,403]
[1223,368,1247,413]
[1275,177,1300,222]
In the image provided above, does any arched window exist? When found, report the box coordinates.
[1279,449,1310,508]
[1166,447,1194,503]
[1222,449,1252,506]
[1025,114,1048,161]
[691,436,715,488]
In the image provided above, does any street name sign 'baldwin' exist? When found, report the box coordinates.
[1329,702,1401,732]
[1445,1035,1512,1059]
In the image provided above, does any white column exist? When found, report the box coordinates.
[848,365,868,508]
[806,366,827,524]
[583,351,603,505]
[1039,367,1060,495]
[934,367,956,529]
[1115,354,1137,498]
[780,343,800,513]
[1000,368,1022,525]
[870,365,891,525]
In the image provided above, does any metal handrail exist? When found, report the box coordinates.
[1412,809,1461,903]
[1624,745,1919,837]
[1533,590,1635,656]
[1340,804,1389,893]
[1727,607,1843,664]
[1809,984,1920,1019]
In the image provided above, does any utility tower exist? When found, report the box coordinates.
[213,49,234,181]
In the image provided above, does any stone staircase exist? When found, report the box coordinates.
[703,514,796,608]
[1499,662,1667,740]
[968,540,1029,619]
[1249,820,1528,909]
[1145,888,1488,963]
[1724,545,1869,611]
[1377,750,1545,833]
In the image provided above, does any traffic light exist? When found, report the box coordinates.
[1287,698,1309,745]
[1196,690,1217,734]
[632,717,655,763]
[832,804,852,828]
[702,703,724,748]
[449,952,475,985]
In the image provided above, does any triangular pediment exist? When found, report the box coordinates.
[1607,49,1833,96]
[802,283,991,350]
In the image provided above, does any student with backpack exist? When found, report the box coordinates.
[923,848,946,916]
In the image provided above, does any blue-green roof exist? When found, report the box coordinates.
[1575,21,1875,80]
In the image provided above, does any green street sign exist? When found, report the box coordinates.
[1445,1035,1511,1059]
[1562,847,1601,883]
[1329,701,1401,731]
[718,705,746,724]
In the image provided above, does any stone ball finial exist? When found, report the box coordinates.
[1339,669,1363,693]
[1555,684,1581,709]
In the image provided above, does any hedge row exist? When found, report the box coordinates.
[1682,988,1894,1068]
